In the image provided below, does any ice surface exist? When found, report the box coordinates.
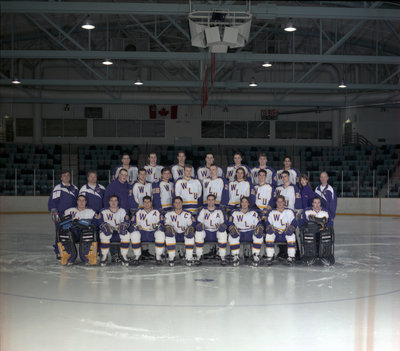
[1,214,399,351]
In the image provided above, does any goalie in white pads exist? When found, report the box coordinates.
[164,196,196,266]
[264,195,297,266]
[195,194,228,266]
[98,195,130,266]
[123,196,165,266]
[228,197,264,267]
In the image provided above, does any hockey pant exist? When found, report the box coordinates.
[165,233,194,261]
[228,230,264,259]
[265,231,296,258]
[99,231,120,259]
[119,230,165,261]
[195,230,228,259]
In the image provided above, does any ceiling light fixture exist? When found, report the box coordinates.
[102,59,113,66]
[249,78,258,87]
[284,19,296,32]
[82,19,95,30]
[11,78,21,84]
[262,62,272,68]
[134,78,143,86]
[338,81,347,88]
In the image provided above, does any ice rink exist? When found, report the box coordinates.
[0,214,399,351]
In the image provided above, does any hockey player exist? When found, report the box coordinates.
[144,152,164,183]
[300,196,334,266]
[228,197,264,267]
[276,156,300,186]
[128,168,152,213]
[195,194,228,266]
[275,171,302,211]
[254,169,275,216]
[112,153,138,184]
[264,195,297,266]
[57,195,97,265]
[251,153,277,186]
[299,174,317,209]
[202,164,229,207]
[228,167,255,211]
[174,164,202,215]
[79,170,105,212]
[315,171,337,220]
[98,195,130,266]
[121,196,165,265]
[226,152,251,183]
[171,150,194,182]
[164,196,196,266]
[103,168,130,212]
[197,153,224,183]
[48,170,79,258]
[152,167,174,214]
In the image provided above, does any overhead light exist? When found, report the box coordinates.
[262,62,272,68]
[284,19,296,32]
[134,78,143,86]
[82,20,95,30]
[11,78,21,84]
[338,81,347,88]
[4,115,9,119]
[102,59,113,66]
[249,78,258,87]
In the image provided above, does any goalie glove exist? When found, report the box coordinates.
[228,225,240,239]
[311,216,328,230]
[185,226,195,239]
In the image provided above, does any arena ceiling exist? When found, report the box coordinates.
[0,0,399,108]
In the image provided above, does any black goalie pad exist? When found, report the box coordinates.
[301,223,319,260]
[57,227,77,265]
[319,227,335,265]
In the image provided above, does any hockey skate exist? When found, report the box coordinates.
[194,256,202,266]
[220,258,227,266]
[232,255,240,267]
[100,255,108,267]
[121,256,130,267]
[252,254,260,267]
[130,256,141,266]
[266,256,274,266]
[286,257,295,266]
[168,258,175,267]
[185,259,193,267]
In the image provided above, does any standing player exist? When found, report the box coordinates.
[251,153,277,186]
[79,170,105,213]
[315,171,337,220]
[129,168,152,213]
[299,174,317,209]
[195,194,228,265]
[144,152,164,183]
[276,156,300,186]
[48,170,79,258]
[164,197,196,266]
[174,164,202,215]
[197,153,224,183]
[103,168,130,212]
[152,167,174,214]
[228,167,255,211]
[122,196,165,265]
[264,195,297,266]
[112,153,138,184]
[57,195,97,265]
[202,164,229,207]
[228,197,264,267]
[254,169,275,216]
[171,150,194,182]
[275,171,302,211]
[98,195,130,266]
[226,152,251,183]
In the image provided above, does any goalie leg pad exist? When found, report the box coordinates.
[319,227,334,264]
[79,226,97,265]
[195,230,206,258]
[301,224,318,261]
[57,228,77,265]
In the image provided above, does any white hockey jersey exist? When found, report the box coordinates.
[230,210,260,231]
[267,209,296,233]
[64,207,96,220]
[197,208,226,232]
[99,208,128,228]
[276,168,300,186]
[171,164,195,181]
[144,165,164,183]
[275,184,302,210]
[113,165,138,184]
[202,177,229,205]
[197,166,224,183]
[251,166,276,185]
[152,180,174,211]
[255,184,274,210]
[164,210,193,234]
[175,178,202,212]
[226,164,251,183]
[134,209,162,231]
[129,181,153,209]
[228,180,252,207]
[303,208,329,222]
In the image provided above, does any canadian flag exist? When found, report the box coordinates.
[149,105,178,119]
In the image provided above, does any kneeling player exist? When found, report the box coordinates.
[228,197,264,267]
[195,194,228,265]
[57,195,97,265]
[123,196,165,265]
[164,196,196,266]
[98,195,130,266]
[300,196,334,266]
[265,195,297,266]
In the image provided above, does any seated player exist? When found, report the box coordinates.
[57,195,97,266]
[299,174,317,209]
[315,171,337,221]
[144,152,164,183]
[79,170,105,213]
[276,156,300,186]
[152,167,174,214]
[264,195,297,266]
[275,171,302,211]
[164,196,196,267]
[122,196,165,266]
[197,153,224,183]
[195,194,228,266]
[202,164,229,208]
[251,153,277,186]
[174,164,202,215]
[254,169,275,217]
[98,195,130,266]
[112,152,138,184]
[171,150,194,182]
[300,196,335,266]
[228,197,264,267]
[228,167,255,212]
[128,168,152,214]
[226,152,251,183]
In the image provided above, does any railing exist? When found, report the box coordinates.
[342,132,373,146]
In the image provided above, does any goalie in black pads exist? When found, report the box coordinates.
[299,196,335,266]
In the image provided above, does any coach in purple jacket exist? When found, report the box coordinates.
[315,171,337,220]
[103,168,130,212]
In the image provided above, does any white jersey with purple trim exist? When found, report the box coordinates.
[197,166,224,183]
[197,208,226,232]
[63,207,96,220]
[275,184,300,210]
[134,209,162,231]
[251,166,276,185]
[304,208,329,222]
[228,180,251,207]
[130,181,153,209]
[144,165,164,183]
[267,209,295,233]
[100,208,128,228]
[164,210,193,234]
[171,164,195,182]
[255,184,274,210]
[226,164,251,183]
[202,177,227,205]
[230,210,260,231]
[276,168,300,186]
[175,178,202,209]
